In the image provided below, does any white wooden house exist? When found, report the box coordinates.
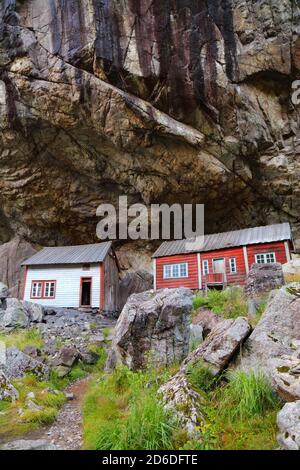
[22,242,120,313]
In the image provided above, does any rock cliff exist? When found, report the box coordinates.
[0,1,300,252]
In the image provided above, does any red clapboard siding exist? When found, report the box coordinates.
[201,246,247,286]
[155,253,199,289]
[246,241,288,268]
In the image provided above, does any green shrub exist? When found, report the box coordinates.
[193,288,248,319]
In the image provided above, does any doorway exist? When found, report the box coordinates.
[213,258,226,273]
[80,277,92,307]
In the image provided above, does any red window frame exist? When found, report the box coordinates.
[30,280,56,299]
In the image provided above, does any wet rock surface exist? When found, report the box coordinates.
[0,1,299,249]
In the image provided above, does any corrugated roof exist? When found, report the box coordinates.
[22,241,112,266]
[152,223,292,258]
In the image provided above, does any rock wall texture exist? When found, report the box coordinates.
[0,1,300,248]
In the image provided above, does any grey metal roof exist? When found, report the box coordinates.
[22,242,112,266]
[152,223,292,258]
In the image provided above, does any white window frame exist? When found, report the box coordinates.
[163,263,189,279]
[229,257,237,273]
[31,281,43,299]
[202,260,209,276]
[255,252,276,264]
[44,281,56,298]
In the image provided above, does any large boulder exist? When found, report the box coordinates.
[268,352,300,402]
[0,298,29,328]
[52,347,79,368]
[23,301,44,323]
[0,282,9,300]
[158,371,205,437]
[119,270,154,311]
[0,370,19,401]
[239,284,300,376]
[244,263,285,298]
[107,288,193,370]
[0,347,48,380]
[182,317,252,376]
[277,401,300,450]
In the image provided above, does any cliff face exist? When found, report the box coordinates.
[0,1,300,248]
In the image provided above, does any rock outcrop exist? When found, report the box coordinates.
[158,371,205,437]
[193,308,223,339]
[107,288,192,370]
[119,270,153,312]
[239,284,300,375]
[182,317,252,376]
[0,298,29,328]
[0,1,299,249]
[0,347,48,380]
[277,401,300,450]
[0,370,19,401]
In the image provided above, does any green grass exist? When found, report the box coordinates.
[0,329,44,351]
[184,370,281,450]
[83,365,178,450]
[193,288,248,319]
[186,359,217,393]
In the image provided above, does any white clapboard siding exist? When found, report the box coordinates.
[24,264,101,308]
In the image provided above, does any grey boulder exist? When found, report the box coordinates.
[23,301,44,323]
[0,282,9,299]
[53,347,79,368]
[244,262,285,298]
[0,298,29,328]
[1,347,48,380]
[182,317,252,376]
[107,287,193,370]
[239,284,300,375]
[1,439,60,450]
[0,370,19,401]
[277,401,300,450]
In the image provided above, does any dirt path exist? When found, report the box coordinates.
[26,376,91,450]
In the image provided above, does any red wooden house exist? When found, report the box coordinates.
[152,223,294,291]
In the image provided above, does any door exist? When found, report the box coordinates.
[213,258,225,273]
[80,277,92,307]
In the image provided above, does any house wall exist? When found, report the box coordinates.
[154,240,290,290]
[155,253,199,290]
[103,251,120,313]
[23,264,101,308]
[246,241,289,268]
[200,246,247,286]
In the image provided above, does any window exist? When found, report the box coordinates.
[255,252,276,264]
[229,257,237,273]
[163,263,188,279]
[31,282,42,298]
[31,281,56,299]
[202,260,209,276]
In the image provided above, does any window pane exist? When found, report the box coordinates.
[180,263,187,277]
[37,283,42,297]
[173,265,179,278]
[266,253,275,263]
[164,266,171,278]
[32,283,37,297]
[44,283,49,297]
[50,282,55,297]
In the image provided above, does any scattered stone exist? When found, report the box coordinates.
[0,298,29,328]
[0,282,9,299]
[23,301,44,323]
[53,365,70,378]
[23,345,41,358]
[53,347,79,368]
[0,347,48,380]
[107,288,193,370]
[79,348,99,365]
[0,370,19,401]
[26,391,36,400]
[193,308,223,339]
[65,392,74,400]
[244,263,285,298]
[26,399,44,412]
[182,317,252,376]
[158,371,205,437]
[277,401,300,450]
[1,439,60,450]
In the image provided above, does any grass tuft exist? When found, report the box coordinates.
[193,288,248,319]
